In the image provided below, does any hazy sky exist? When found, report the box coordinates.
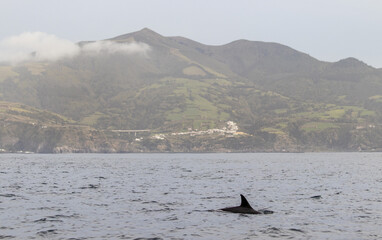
[1,0,382,67]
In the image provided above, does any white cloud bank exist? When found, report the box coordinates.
[0,32,150,64]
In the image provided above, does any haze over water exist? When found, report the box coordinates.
[0,153,381,239]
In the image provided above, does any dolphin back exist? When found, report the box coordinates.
[220,194,263,214]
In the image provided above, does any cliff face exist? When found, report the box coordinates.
[2,118,381,153]
[0,113,293,153]
[0,122,112,153]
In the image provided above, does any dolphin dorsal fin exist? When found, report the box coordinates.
[240,194,253,208]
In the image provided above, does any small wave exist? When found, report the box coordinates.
[47,214,80,219]
[142,201,159,204]
[0,194,17,198]
[188,209,216,214]
[93,203,108,207]
[289,228,305,233]
[131,198,143,202]
[79,184,100,189]
[133,238,163,240]
[33,214,79,224]
[8,185,22,190]
[28,207,61,211]
[34,218,63,223]
[158,202,176,207]
[163,216,178,221]
[0,227,13,231]
[261,227,281,234]
[260,227,297,238]
[37,229,58,236]
[0,235,15,239]
[310,195,322,199]
[132,190,146,193]
[117,235,130,239]
[258,209,274,214]
[201,196,230,199]
[142,207,174,213]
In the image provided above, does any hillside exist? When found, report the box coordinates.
[0,101,120,153]
[1,28,382,152]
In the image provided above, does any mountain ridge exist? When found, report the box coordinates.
[123,28,374,68]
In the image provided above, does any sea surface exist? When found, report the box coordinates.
[0,153,381,239]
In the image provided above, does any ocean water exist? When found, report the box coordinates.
[0,153,381,239]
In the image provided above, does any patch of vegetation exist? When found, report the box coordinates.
[301,122,339,132]
[0,66,19,82]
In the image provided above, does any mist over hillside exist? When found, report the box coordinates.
[1,28,382,153]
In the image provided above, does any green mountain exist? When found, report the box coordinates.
[1,28,382,152]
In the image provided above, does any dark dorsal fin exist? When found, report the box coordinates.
[240,194,253,208]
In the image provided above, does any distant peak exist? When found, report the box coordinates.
[111,28,163,42]
[135,28,162,37]
[338,57,363,64]
[139,27,155,33]
[334,57,370,69]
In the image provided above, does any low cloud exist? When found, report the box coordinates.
[0,32,150,64]
[82,40,151,55]
[0,32,79,64]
